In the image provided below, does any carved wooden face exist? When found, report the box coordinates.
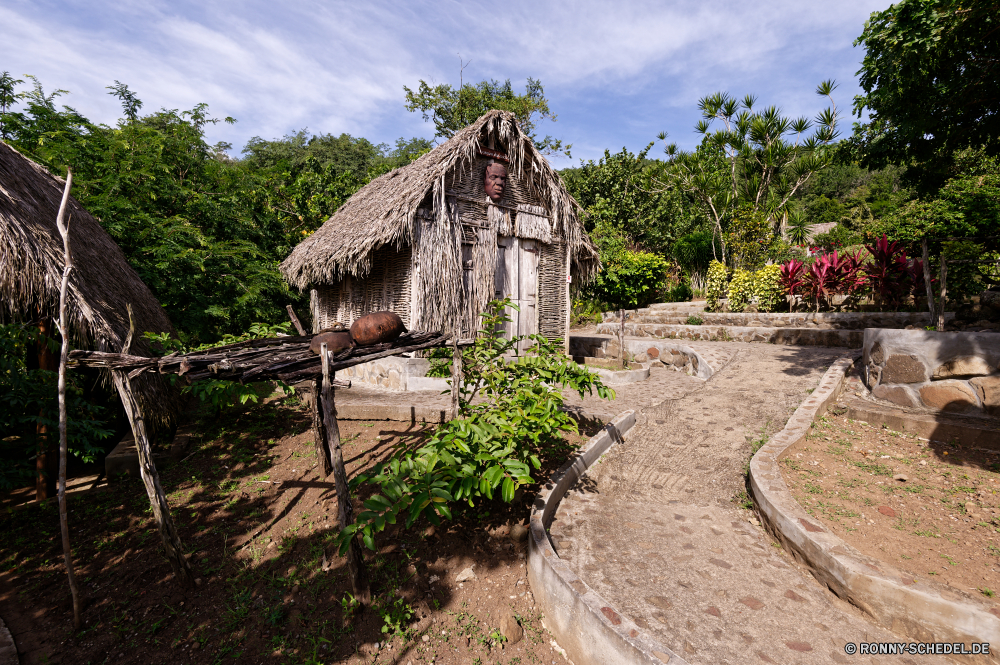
[484,162,508,202]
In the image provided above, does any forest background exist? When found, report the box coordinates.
[1,0,997,484]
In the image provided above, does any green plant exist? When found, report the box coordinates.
[705,260,728,312]
[727,268,754,313]
[685,315,703,326]
[425,347,453,378]
[752,264,784,313]
[336,299,613,554]
[378,596,414,636]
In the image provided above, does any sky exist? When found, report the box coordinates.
[2,0,892,169]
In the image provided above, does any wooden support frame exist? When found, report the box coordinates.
[318,344,370,603]
[112,372,195,587]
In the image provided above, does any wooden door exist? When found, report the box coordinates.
[495,236,539,352]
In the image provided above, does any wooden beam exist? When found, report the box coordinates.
[450,335,462,420]
[286,305,307,336]
[319,344,370,603]
[112,372,195,587]
[922,239,935,325]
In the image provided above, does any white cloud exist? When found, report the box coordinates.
[1,0,890,163]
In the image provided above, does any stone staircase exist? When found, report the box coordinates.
[597,302,952,349]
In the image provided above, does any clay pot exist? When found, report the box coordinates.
[309,331,354,356]
[350,311,406,347]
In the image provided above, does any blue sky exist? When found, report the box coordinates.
[2,0,890,169]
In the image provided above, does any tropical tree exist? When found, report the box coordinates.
[853,0,1000,183]
[653,81,842,263]
[404,77,569,156]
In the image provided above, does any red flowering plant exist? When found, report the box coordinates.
[864,234,911,310]
[779,259,806,311]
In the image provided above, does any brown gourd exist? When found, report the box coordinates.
[349,311,406,346]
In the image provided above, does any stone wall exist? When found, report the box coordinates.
[340,356,449,392]
[569,335,714,380]
[863,328,1000,415]
[603,309,952,330]
[594,322,863,348]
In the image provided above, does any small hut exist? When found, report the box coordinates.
[280,111,599,350]
[0,141,179,426]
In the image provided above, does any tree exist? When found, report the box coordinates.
[654,82,842,263]
[853,0,1000,180]
[404,77,569,156]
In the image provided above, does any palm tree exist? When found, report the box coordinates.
[785,207,813,246]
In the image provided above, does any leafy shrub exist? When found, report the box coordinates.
[727,268,755,313]
[425,347,453,378]
[726,206,779,271]
[336,300,614,554]
[662,280,693,303]
[586,249,669,309]
[706,260,729,312]
[753,265,784,313]
[865,235,911,309]
[0,324,113,489]
[685,315,703,326]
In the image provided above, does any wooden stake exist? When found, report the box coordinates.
[54,168,82,629]
[937,258,948,332]
[450,336,462,420]
[112,371,195,587]
[320,344,370,603]
[311,377,332,477]
[922,239,935,325]
[286,305,307,336]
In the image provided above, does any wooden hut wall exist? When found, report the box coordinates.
[313,245,412,331]
[538,240,569,342]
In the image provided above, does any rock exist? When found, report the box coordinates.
[933,356,996,379]
[646,347,660,359]
[970,375,1000,415]
[509,524,529,542]
[422,634,429,642]
[965,502,978,516]
[872,385,917,407]
[919,380,980,412]
[500,613,523,644]
[869,342,885,365]
[877,506,897,518]
[893,474,908,482]
[882,354,927,384]
[455,567,476,582]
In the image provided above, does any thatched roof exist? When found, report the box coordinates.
[0,141,179,425]
[280,110,599,290]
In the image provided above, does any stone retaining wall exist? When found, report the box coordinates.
[863,329,1000,415]
[569,336,713,379]
[603,309,951,329]
[594,322,863,348]
[339,356,449,392]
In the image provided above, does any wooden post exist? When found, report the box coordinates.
[619,309,626,368]
[54,168,82,629]
[112,372,195,587]
[937,258,948,332]
[320,344,370,603]
[450,336,462,420]
[311,377,332,476]
[286,305,306,336]
[922,239,935,325]
[36,317,59,501]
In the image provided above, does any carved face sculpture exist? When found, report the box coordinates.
[484,162,508,202]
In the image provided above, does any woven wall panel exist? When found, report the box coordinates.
[317,245,412,328]
[538,240,568,342]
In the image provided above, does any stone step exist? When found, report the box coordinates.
[604,310,952,329]
[595,322,864,348]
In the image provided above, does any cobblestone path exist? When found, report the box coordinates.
[552,343,957,665]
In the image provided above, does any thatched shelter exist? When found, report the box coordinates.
[281,110,599,348]
[0,141,179,425]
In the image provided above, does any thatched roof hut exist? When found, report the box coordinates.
[281,110,599,347]
[0,141,179,425]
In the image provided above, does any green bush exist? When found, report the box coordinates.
[586,249,669,309]
[336,299,615,554]
[727,268,755,313]
[662,280,693,303]
[753,264,784,313]
[726,206,779,271]
[706,260,729,312]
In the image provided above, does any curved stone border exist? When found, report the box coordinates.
[585,364,651,385]
[570,336,717,380]
[749,357,1000,656]
[0,613,18,665]
[527,410,688,665]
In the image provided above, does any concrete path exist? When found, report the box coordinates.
[550,342,957,665]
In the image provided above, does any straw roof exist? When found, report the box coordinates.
[280,110,599,290]
[0,141,180,425]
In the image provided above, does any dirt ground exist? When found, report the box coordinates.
[0,388,599,665]
[780,409,1000,599]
